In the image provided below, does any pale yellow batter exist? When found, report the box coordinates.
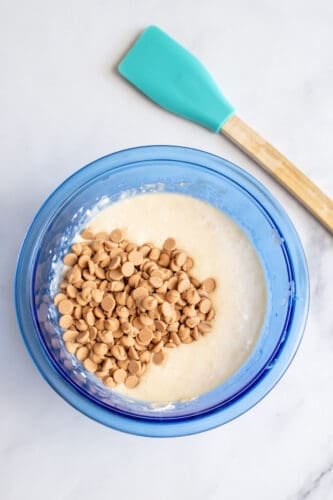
[87,193,266,402]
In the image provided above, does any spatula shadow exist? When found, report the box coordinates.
[110,28,143,76]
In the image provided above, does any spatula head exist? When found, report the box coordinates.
[118,26,234,132]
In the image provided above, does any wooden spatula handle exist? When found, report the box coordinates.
[221,114,333,233]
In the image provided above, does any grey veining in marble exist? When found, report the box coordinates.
[293,460,333,499]
[1,1,333,499]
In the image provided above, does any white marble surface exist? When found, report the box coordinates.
[1,1,333,499]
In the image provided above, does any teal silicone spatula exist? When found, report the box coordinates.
[118,26,333,233]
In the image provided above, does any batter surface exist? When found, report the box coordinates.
[87,192,266,402]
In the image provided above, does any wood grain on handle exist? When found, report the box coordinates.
[221,114,333,233]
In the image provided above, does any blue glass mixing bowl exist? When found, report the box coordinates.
[15,146,309,437]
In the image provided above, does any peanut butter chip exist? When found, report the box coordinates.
[121,335,134,347]
[155,320,166,332]
[85,311,94,326]
[198,321,212,333]
[202,278,216,293]
[69,267,81,284]
[141,296,158,311]
[175,252,187,267]
[139,351,151,363]
[67,284,77,299]
[163,238,176,251]
[81,229,95,240]
[101,331,114,344]
[128,360,141,375]
[78,255,90,268]
[121,261,135,277]
[93,342,108,356]
[161,302,174,318]
[206,308,215,321]
[109,269,123,280]
[125,375,139,388]
[128,250,144,266]
[104,377,116,388]
[138,327,153,345]
[76,331,89,343]
[105,317,119,331]
[199,298,212,314]
[149,248,160,261]
[159,252,170,267]
[76,346,89,361]
[72,243,83,256]
[186,316,201,328]
[132,286,149,301]
[56,228,217,390]
[165,290,179,304]
[111,345,127,361]
[185,288,200,305]
[91,288,103,303]
[140,313,153,326]
[101,294,115,312]
[83,358,97,372]
[59,315,73,329]
[65,342,78,354]
[58,299,74,315]
[183,257,193,271]
[76,319,88,332]
[113,368,127,384]
[149,275,163,288]
[128,346,139,360]
[171,332,181,345]
[177,279,190,293]
[110,229,124,243]
[95,231,109,240]
[62,330,78,342]
[109,256,121,270]
[153,351,165,365]
[54,293,66,306]
[63,253,78,266]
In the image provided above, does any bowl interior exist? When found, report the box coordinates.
[28,148,303,421]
